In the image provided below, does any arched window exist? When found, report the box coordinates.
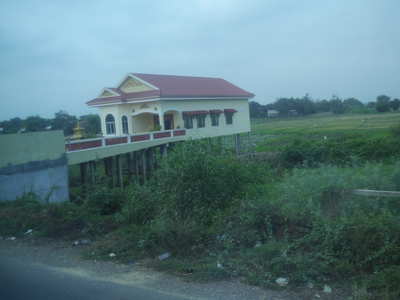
[122,116,129,134]
[105,114,115,135]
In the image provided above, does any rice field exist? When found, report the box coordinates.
[251,112,400,136]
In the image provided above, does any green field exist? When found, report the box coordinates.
[249,112,400,153]
[251,112,400,136]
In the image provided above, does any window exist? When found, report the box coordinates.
[225,112,234,125]
[122,116,128,134]
[164,114,174,130]
[105,114,115,135]
[183,114,193,129]
[210,113,220,126]
[196,115,206,128]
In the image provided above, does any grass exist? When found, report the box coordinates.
[251,112,400,136]
[250,112,400,153]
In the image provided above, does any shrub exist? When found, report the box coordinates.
[40,202,86,238]
[118,140,266,256]
[151,141,260,225]
[263,162,400,289]
[213,162,400,288]
[116,184,158,225]
[391,123,400,137]
[84,186,126,215]
[277,134,400,168]
[0,193,43,236]
[275,162,400,221]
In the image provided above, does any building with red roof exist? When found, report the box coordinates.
[88,73,254,137]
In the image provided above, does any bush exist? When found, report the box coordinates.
[0,193,43,236]
[84,186,126,215]
[209,162,400,289]
[391,123,400,137]
[278,134,400,168]
[275,162,400,221]
[40,202,86,238]
[118,140,266,256]
[0,190,120,239]
[151,141,260,225]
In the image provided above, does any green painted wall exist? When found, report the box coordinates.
[0,131,65,168]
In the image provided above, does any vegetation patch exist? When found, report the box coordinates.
[2,133,400,299]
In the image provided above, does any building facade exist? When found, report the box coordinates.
[87,73,254,139]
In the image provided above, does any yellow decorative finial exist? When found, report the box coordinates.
[71,121,85,140]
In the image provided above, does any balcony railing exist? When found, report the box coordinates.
[65,129,186,152]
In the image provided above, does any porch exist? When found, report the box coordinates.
[130,110,182,134]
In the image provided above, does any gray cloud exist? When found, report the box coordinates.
[0,0,399,120]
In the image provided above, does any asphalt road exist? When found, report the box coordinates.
[0,257,188,300]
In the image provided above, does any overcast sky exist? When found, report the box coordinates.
[0,0,399,120]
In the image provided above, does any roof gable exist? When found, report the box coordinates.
[100,90,116,97]
[119,75,155,93]
[98,88,120,98]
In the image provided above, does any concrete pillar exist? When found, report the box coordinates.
[158,112,165,131]
[141,150,147,183]
[235,134,241,156]
[161,144,168,157]
[89,160,96,184]
[80,162,87,185]
[134,151,139,179]
[116,155,123,188]
[146,148,153,176]
[104,157,115,187]
[126,153,132,180]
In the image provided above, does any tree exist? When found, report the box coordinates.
[390,99,400,111]
[315,100,330,113]
[52,111,77,136]
[1,117,23,133]
[295,95,315,115]
[375,95,391,112]
[80,114,101,136]
[329,96,345,114]
[24,116,50,132]
[273,98,297,116]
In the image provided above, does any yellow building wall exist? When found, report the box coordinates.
[98,101,161,136]
[161,99,251,137]
[97,98,250,137]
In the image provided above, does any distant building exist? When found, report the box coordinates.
[87,73,254,138]
[267,109,279,118]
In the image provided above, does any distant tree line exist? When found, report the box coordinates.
[0,110,101,137]
[250,94,400,118]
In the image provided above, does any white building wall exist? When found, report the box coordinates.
[97,98,250,137]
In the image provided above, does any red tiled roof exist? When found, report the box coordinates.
[133,73,254,98]
[87,73,254,106]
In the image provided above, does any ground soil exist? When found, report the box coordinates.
[0,237,350,300]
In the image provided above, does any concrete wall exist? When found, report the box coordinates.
[0,131,69,203]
